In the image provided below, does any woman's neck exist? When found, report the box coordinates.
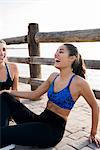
[0,62,5,69]
[59,68,74,80]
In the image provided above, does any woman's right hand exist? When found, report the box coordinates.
[89,134,100,148]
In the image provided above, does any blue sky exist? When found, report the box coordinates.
[0,0,100,38]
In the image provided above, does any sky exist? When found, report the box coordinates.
[0,0,100,38]
[0,0,100,89]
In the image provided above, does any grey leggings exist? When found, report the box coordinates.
[0,92,66,148]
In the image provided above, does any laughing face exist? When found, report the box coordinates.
[54,44,76,70]
[0,43,6,64]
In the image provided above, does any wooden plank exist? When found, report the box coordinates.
[8,57,54,65]
[93,90,100,100]
[19,77,44,86]
[28,23,41,90]
[8,57,100,69]
[85,60,100,69]
[35,28,100,43]
[19,77,100,99]
[8,57,30,64]
[3,28,100,44]
[3,35,27,45]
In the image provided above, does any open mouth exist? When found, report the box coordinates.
[55,59,60,63]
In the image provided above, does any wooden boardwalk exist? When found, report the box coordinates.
[11,83,100,150]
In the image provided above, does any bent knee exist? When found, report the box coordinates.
[1,92,10,97]
[0,92,15,102]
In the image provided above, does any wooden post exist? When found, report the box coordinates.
[28,23,41,90]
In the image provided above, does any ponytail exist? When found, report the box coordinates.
[72,54,86,79]
[64,44,86,79]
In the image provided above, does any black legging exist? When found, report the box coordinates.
[0,92,66,148]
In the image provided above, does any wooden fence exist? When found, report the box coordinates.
[3,23,100,99]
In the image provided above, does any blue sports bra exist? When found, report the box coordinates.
[47,74,76,110]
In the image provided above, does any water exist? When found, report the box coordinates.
[6,42,100,90]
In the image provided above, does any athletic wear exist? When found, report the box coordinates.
[47,74,76,110]
[0,64,13,90]
[0,92,66,148]
[0,74,76,148]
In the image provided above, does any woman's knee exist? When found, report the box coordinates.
[1,92,10,99]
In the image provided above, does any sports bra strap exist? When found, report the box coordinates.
[53,74,59,82]
[5,63,11,78]
[53,74,76,88]
[67,74,76,88]
[5,63,9,76]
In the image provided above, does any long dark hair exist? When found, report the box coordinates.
[64,44,86,79]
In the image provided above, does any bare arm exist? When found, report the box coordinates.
[80,79,99,136]
[10,80,50,100]
[9,73,57,100]
[11,64,19,90]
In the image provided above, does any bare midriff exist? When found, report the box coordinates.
[46,101,71,121]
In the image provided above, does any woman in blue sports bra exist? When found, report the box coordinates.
[0,44,100,149]
[0,40,19,91]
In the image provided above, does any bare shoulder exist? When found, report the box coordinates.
[75,76,98,109]
[75,75,92,94]
[74,75,87,85]
[47,72,59,84]
[7,62,19,74]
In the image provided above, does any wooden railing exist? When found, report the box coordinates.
[3,23,100,99]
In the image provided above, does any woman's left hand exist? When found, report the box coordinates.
[89,134,100,148]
